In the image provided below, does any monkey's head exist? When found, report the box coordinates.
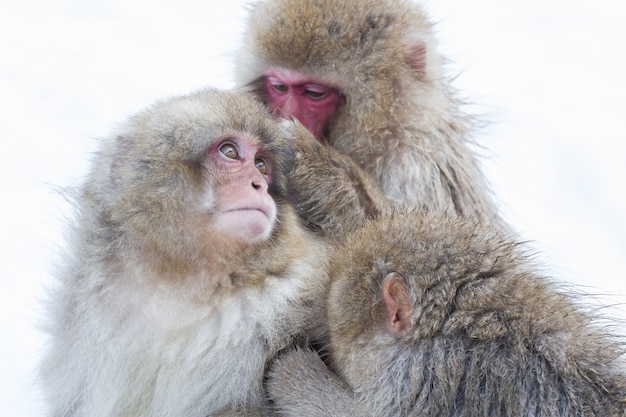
[237,0,445,152]
[82,88,291,272]
[326,210,521,384]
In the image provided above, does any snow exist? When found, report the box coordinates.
[1,1,624,415]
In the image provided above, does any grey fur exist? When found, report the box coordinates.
[39,88,329,417]
[268,210,626,416]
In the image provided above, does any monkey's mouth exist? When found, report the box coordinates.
[235,207,266,214]
[221,199,277,226]
[228,206,270,218]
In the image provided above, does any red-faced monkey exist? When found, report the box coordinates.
[236,0,507,232]
[267,210,626,416]
[39,88,330,417]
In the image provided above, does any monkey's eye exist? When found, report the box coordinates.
[219,143,239,159]
[255,158,268,175]
[304,89,327,99]
[272,83,288,93]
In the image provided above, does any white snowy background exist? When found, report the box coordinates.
[1,1,624,415]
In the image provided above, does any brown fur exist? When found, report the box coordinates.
[280,121,390,239]
[267,210,626,416]
[237,0,506,230]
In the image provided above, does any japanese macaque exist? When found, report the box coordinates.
[267,211,626,416]
[236,0,506,231]
[39,88,331,417]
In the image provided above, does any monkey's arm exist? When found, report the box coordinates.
[266,348,356,417]
[285,122,390,240]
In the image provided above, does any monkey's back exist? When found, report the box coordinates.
[329,210,626,416]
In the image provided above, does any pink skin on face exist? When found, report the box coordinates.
[209,134,277,242]
[262,68,343,141]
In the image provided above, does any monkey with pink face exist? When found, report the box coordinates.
[38,88,334,417]
[236,0,509,238]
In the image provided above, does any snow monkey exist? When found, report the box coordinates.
[267,210,626,417]
[236,0,508,234]
[39,88,333,417]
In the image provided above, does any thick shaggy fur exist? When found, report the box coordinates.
[237,0,505,230]
[39,88,329,417]
[268,211,626,416]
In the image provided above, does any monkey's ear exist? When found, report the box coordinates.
[382,272,412,337]
[403,41,427,81]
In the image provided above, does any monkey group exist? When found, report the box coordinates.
[40,0,626,416]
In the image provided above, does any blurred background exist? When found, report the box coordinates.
[1,1,624,415]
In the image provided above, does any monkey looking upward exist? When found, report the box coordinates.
[267,210,626,416]
[236,0,507,232]
[39,88,331,417]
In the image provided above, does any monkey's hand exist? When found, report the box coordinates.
[280,121,389,240]
[266,348,355,417]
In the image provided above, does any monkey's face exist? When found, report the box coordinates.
[262,67,344,142]
[101,88,289,269]
[206,132,277,242]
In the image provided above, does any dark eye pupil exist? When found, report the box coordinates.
[256,159,267,175]
[273,84,287,93]
[306,90,326,99]
[220,143,238,159]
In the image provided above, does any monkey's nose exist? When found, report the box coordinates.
[251,176,268,192]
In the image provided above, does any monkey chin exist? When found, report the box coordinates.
[218,209,276,243]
